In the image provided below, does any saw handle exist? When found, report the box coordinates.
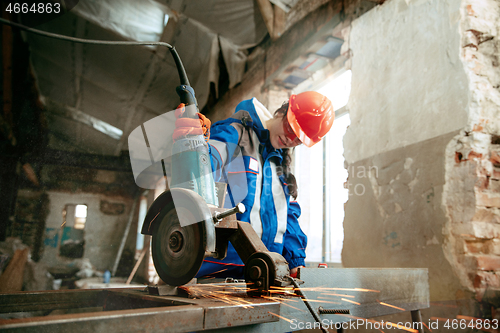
[169,47,198,118]
[176,85,198,117]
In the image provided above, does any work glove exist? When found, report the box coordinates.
[172,103,211,142]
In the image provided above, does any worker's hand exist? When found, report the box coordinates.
[172,103,211,142]
[289,266,304,278]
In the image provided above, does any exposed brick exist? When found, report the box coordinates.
[476,192,500,208]
[479,159,493,177]
[488,239,500,256]
[473,271,500,289]
[492,151,500,168]
[457,221,500,239]
[472,207,500,223]
[469,151,484,160]
[466,4,475,16]
[465,239,491,254]
[491,179,500,192]
[476,176,490,190]
[473,123,484,131]
[468,255,500,271]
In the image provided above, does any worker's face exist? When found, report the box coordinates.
[268,113,302,149]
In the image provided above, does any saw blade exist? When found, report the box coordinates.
[151,203,206,286]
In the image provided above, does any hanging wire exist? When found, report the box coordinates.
[0,17,173,49]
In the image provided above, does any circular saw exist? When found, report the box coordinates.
[148,188,215,286]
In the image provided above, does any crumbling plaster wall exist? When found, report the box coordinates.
[29,165,138,273]
[342,0,471,302]
[42,191,136,272]
[443,0,500,301]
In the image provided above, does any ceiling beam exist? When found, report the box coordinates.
[44,98,123,140]
[205,0,376,123]
[33,148,133,172]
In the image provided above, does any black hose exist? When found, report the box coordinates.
[0,17,173,48]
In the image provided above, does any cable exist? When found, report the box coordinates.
[0,17,173,49]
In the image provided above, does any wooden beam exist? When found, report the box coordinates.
[32,148,133,172]
[205,1,342,123]
[205,0,376,123]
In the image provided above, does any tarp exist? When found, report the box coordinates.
[24,0,268,156]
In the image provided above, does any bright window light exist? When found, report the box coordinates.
[294,69,352,264]
[317,70,352,111]
[75,205,88,218]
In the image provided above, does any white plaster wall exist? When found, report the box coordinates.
[344,0,469,163]
[42,191,133,271]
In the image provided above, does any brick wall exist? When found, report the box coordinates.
[444,0,500,302]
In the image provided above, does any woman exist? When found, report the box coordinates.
[174,91,334,279]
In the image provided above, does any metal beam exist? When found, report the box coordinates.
[31,148,133,172]
[216,268,429,332]
[0,268,429,333]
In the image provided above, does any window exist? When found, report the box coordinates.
[294,70,351,264]
[74,205,87,230]
[60,204,87,258]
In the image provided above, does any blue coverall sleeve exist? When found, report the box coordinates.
[208,123,241,182]
[282,201,307,269]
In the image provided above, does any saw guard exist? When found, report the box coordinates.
[142,188,215,252]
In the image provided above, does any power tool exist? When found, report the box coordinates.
[136,47,293,293]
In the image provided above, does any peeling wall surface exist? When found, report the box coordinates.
[344,0,469,163]
[343,0,471,303]
[442,0,500,302]
[343,133,464,301]
[16,164,139,273]
[41,191,135,272]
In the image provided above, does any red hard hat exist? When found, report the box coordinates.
[287,91,334,147]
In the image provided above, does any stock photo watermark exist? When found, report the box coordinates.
[290,318,499,331]
[344,165,378,197]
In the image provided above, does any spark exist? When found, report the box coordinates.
[61,220,66,227]
[341,298,360,305]
[270,286,295,291]
[316,296,341,303]
[262,296,305,312]
[430,317,451,322]
[297,287,380,293]
[457,315,484,321]
[320,293,355,298]
[205,268,228,276]
[429,302,457,308]
[423,322,432,332]
[378,301,405,311]
[269,290,294,294]
[264,296,300,303]
[268,311,293,323]
[299,299,340,304]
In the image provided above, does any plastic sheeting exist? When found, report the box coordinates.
[72,0,167,42]
[159,0,268,47]
[24,0,268,156]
